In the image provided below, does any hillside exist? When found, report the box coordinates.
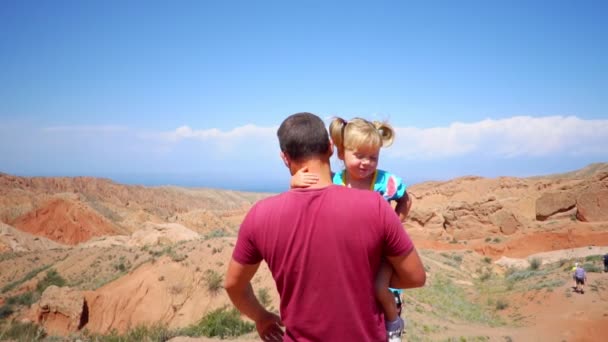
[0,164,607,341]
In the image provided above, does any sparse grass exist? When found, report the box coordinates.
[84,323,177,342]
[528,279,565,291]
[0,269,66,320]
[1,265,51,293]
[409,274,502,326]
[0,251,23,263]
[506,269,547,283]
[6,291,35,306]
[479,271,492,282]
[0,321,46,341]
[204,228,230,240]
[440,252,464,268]
[204,270,223,295]
[257,287,271,308]
[444,336,490,342]
[180,306,254,338]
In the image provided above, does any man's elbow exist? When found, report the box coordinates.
[410,268,426,288]
[224,277,237,294]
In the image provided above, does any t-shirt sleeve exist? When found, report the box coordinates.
[385,173,407,201]
[380,197,414,256]
[232,205,263,265]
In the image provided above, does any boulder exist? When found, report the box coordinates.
[408,208,444,227]
[576,190,608,222]
[535,192,576,221]
[491,209,522,235]
[442,199,503,239]
[36,286,88,335]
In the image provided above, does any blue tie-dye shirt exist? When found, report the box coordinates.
[332,169,407,202]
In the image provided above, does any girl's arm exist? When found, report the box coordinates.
[290,167,319,188]
[394,192,412,223]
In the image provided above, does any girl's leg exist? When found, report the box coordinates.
[375,261,399,321]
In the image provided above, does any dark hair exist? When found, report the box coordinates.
[277,112,330,161]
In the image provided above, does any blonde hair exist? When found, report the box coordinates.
[329,117,394,157]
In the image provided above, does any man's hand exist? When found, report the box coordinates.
[256,311,284,341]
[290,166,319,188]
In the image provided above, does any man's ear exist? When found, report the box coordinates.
[280,151,290,168]
[327,140,334,158]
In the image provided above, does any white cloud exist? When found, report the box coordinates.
[160,124,277,143]
[388,116,608,159]
[153,116,608,160]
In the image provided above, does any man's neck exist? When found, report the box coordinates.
[291,159,333,189]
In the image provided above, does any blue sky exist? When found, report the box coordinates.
[1,0,607,192]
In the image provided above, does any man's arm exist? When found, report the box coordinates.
[386,248,426,289]
[224,259,283,341]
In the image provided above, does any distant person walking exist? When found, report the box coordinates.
[225,112,426,342]
[573,263,587,294]
[603,253,608,272]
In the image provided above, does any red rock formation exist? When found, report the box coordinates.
[35,286,88,336]
[11,198,120,245]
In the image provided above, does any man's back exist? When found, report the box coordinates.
[575,266,586,279]
[233,185,413,341]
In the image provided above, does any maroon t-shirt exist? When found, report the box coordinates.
[233,185,414,341]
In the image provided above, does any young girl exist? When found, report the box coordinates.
[291,116,412,341]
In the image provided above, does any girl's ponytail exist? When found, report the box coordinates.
[373,121,395,148]
[329,117,348,152]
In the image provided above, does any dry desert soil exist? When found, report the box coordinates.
[1,163,607,341]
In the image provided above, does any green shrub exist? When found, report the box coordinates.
[483,257,492,264]
[583,263,603,273]
[0,321,46,341]
[204,270,223,295]
[0,304,14,319]
[584,255,601,262]
[204,229,230,240]
[181,307,254,338]
[35,269,66,294]
[495,299,509,310]
[528,258,541,270]
[479,271,492,282]
[6,291,35,306]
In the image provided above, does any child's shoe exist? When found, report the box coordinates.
[386,317,405,342]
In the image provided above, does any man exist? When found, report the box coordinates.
[603,253,608,273]
[573,263,587,294]
[225,112,426,341]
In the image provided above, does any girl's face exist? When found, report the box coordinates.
[343,146,380,180]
